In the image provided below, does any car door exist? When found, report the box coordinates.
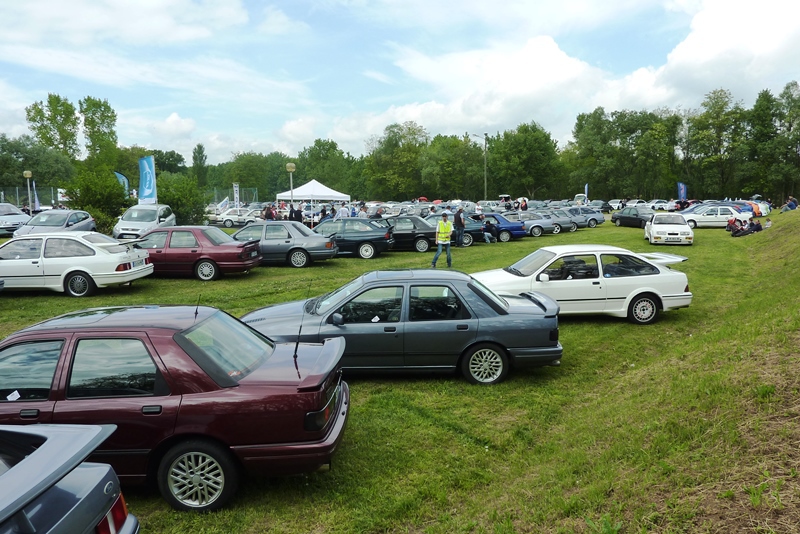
[530,254,606,313]
[403,284,478,368]
[0,237,44,288]
[233,224,265,258]
[600,253,661,314]
[262,223,293,261]
[0,336,66,424]
[316,221,347,252]
[163,230,201,275]
[51,334,180,479]
[390,217,415,249]
[716,207,737,226]
[41,237,98,289]
[319,285,404,368]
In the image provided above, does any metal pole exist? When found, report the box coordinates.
[483,133,488,200]
[23,170,32,214]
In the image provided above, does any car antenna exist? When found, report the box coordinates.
[293,280,313,379]
[194,294,201,322]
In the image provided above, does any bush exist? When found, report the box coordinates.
[156,172,209,224]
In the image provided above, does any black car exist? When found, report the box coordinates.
[611,207,656,228]
[242,270,563,385]
[589,200,613,213]
[423,214,484,246]
[314,218,395,259]
[375,216,436,252]
[233,220,338,268]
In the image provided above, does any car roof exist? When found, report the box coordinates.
[538,244,630,254]
[18,305,219,334]
[126,203,169,210]
[7,231,104,239]
[364,269,473,283]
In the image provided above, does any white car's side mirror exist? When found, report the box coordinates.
[539,273,550,282]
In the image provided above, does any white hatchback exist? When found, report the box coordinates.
[0,232,153,297]
[472,244,693,324]
[644,213,694,245]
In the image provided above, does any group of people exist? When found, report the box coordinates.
[779,196,797,213]
[728,217,769,237]
[430,208,497,268]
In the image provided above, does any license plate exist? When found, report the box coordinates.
[665,237,681,242]
[250,250,258,257]
[132,259,144,267]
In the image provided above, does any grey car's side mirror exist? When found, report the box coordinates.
[331,313,344,326]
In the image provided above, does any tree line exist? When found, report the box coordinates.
[1,81,798,230]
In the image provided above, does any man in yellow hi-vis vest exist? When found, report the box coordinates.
[431,212,453,268]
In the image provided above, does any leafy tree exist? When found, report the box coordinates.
[490,122,561,200]
[296,139,352,194]
[64,169,131,233]
[0,134,75,189]
[25,93,80,159]
[157,172,208,224]
[364,121,429,199]
[192,144,208,187]
[419,134,483,200]
[152,149,187,174]
[79,96,118,169]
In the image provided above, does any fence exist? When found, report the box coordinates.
[0,187,61,208]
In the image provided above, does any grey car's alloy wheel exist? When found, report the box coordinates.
[414,238,430,252]
[289,249,310,267]
[195,260,219,281]
[462,233,473,247]
[358,242,376,259]
[498,230,512,242]
[628,293,659,325]
[569,222,578,232]
[588,219,597,228]
[461,343,509,385]
[530,226,543,237]
[64,271,95,297]
[158,440,239,512]
[552,224,562,234]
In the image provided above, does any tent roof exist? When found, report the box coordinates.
[275,179,350,202]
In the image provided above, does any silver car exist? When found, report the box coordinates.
[232,220,338,268]
[113,204,176,239]
[0,203,31,236]
[13,209,95,237]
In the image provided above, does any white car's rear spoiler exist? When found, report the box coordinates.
[638,252,688,265]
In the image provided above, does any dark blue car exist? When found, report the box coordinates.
[470,213,527,242]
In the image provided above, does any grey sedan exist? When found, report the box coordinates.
[232,220,337,268]
[242,269,563,384]
[13,209,96,237]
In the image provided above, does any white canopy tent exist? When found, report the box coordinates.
[275,179,350,203]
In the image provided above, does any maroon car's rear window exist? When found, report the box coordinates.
[175,311,275,385]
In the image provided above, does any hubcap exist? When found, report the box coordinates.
[198,263,215,280]
[633,299,656,322]
[360,245,374,258]
[68,276,89,295]
[469,349,503,383]
[291,252,307,266]
[168,452,224,508]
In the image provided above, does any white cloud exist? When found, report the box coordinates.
[363,70,394,84]
[257,6,310,35]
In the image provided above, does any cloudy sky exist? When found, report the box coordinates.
[1,0,798,164]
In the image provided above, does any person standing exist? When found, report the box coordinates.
[358,206,369,218]
[453,207,466,247]
[431,212,453,268]
[370,207,384,219]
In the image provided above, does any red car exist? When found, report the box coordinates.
[0,305,351,511]
[136,226,260,281]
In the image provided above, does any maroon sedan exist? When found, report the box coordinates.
[136,226,260,281]
[0,305,351,511]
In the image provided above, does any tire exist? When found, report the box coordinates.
[569,222,578,232]
[628,293,659,325]
[687,220,697,229]
[640,220,647,229]
[588,219,597,228]
[462,233,473,247]
[461,343,509,385]
[615,219,622,227]
[289,249,310,268]
[529,226,543,237]
[157,440,239,512]
[552,224,562,234]
[498,230,512,242]
[64,271,95,297]
[358,242,376,259]
[223,219,233,228]
[414,238,430,253]
[195,260,219,281]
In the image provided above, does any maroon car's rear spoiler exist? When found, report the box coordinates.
[297,337,346,392]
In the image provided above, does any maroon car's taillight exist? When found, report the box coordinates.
[305,382,342,431]
[95,492,129,534]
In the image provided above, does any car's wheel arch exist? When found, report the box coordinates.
[146,432,242,486]
[458,340,512,368]
[624,291,663,319]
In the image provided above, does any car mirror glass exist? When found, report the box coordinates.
[331,313,344,326]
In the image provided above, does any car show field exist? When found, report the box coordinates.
[1,213,798,532]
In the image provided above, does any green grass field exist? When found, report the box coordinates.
[2,214,799,533]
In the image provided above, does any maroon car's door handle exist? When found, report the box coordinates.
[19,409,39,418]
[384,327,396,332]
[191,249,198,252]
[142,405,162,415]
[456,324,469,330]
